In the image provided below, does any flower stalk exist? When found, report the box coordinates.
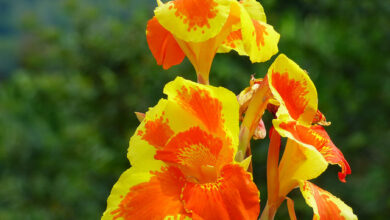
[236,77,271,162]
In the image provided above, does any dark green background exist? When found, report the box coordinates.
[1,0,389,219]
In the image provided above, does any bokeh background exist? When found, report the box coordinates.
[1,0,389,219]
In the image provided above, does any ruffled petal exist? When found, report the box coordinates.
[299,181,358,220]
[155,0,234,42]
[274,121,351,182]
[278,139,328,197]
[219,1,279,62]
[102,166,189,220]
[239,4,279,62]
[128,99,172,170]
[182,164,260,220]
[309,125,351,182]
[268,54,318,125]
[130,77,239,168]
[164,77,239,149]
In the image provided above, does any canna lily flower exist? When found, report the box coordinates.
[102,77,260,219]
[268,54,351,183]
[258,54,356,219]
[146,0,280,84]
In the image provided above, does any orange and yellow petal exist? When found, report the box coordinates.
[102,166,189,220]
[164,77,239,149]
[146,17,185,69]
[219,2,279,62]
[129,77,238,168]
[268,54,318,125]
[155,0,234,42]
[275,121,351,182]
[299,181,358,220]
[278,139,328,197]
[182,164,260,220]
[128,99,171,170]
[218,29,247,55]
[308,125,351,182]
[239,4,279,63]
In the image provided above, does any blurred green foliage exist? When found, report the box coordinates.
[0,0,389,219]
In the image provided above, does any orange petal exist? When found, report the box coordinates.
[155,127,233,183]
[299,181,357,220]
[268,54,318,125]
[182,164,260,220]
[110,166,189,220]
[146,17,185,69]
[277,121,351,182]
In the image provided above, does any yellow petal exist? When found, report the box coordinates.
[299,181,358,220]
[278,138,328,197]
[268,54,318,125]
[155,0,234,42]
[240,0,266,22]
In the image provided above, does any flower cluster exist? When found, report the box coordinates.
[102,0,357,219]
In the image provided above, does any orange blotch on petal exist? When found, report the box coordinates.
[224,30,243,48]
[182,164,260,220]
[252,19,268,49]
[141,114,174,149]
[111,166,188,219]
[279,122,351,182]
[176,86,224,134]
[172,0,218,31]
[271,71,309,121]
[146,17,185,69]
